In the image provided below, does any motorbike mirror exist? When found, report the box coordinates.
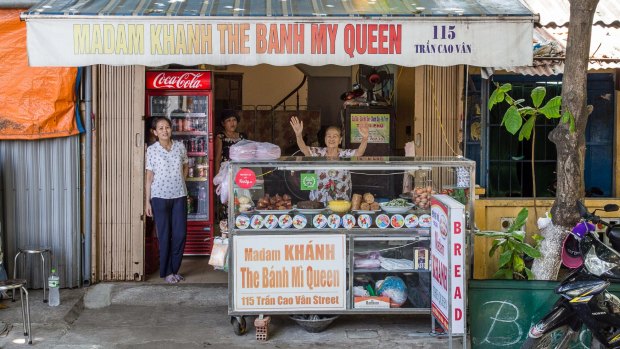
[576,201,588,217]
[604,204,619,212]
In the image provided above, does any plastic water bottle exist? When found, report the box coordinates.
[48,268,60,307]
[197,185,207,214]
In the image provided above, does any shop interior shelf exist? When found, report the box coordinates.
[173,131,208,136]
[186,177,208,182]
[353,268,429,273]
[170,113,207,118]
[348,307,430,313]
[187,152,207,157]
[188,214,208,221]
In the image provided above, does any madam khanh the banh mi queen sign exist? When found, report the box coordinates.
[233,234,346,311]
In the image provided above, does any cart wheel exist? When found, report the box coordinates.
[231,316,247,336]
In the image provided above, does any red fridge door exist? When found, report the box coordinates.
[145,88,215,256]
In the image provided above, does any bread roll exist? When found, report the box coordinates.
[370,202,380,210]
[363,193,374,204]
[352,194,362,210]
[361,202,370,210]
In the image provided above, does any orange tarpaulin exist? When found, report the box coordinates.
[0,9,78,140]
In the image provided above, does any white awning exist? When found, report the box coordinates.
[22,0,535,68]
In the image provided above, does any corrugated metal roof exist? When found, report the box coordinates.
[24,0,532,17]
[521,0,620,27]
[498,1,620,76]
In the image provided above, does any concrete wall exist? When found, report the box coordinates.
[225,64,308,107]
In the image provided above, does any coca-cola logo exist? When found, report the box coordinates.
[235,168,256,189]
[150,72,205,89]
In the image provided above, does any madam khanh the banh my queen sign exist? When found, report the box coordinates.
[26,19,532,67]
[233,234,346,311]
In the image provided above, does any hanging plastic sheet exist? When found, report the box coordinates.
[0,9,79,140]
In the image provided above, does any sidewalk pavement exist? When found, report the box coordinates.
[0,283,464,348]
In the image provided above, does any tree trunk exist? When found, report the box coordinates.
[532,0,599,280]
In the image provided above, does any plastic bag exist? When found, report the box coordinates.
[213,162,229,204]
[354,258,381,269]
[376,276,408,307]
[209,237,229,271]
[229,140,281,161]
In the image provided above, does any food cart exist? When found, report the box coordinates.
[227,156,475,347]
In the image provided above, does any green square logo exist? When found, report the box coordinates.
[300,173,318,190]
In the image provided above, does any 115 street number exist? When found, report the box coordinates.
[433,25,456,40]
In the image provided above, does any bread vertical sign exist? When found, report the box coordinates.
[430,195,465,335]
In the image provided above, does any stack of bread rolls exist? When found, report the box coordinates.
[351,193,380,211]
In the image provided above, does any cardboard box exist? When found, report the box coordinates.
[354,296,391,309]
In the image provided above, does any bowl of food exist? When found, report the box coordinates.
[380,198,415,214]
[328,200,352,213]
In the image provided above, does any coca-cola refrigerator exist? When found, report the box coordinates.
[145,70,214,256]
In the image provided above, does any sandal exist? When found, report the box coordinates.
[173,274,185,282]
[165,275,178,284]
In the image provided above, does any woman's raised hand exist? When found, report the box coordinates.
[290,116,304,136]
[358,123,370,139]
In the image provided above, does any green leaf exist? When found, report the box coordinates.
[519,116,536,141]
[493,268,514,280]
[510,230,526,242]
[561,111,570,124]
[476,231,509,238]
[489,84,512,110]
[539,96,562,119]
[569,113,576,133]
[502,106,522,135]
[519,242,542,258]
[499,83,512,93]
[499,250,512,268]
[507,208,529,233]
[488,89,505,110]
[525,268,534,280]
[532,233,544,245]
[489,239,504,257]
[489,243,500,257]
[514,98,525,106]
[505,94,515,105]
[531,86,546,108]
[513,255,525,272]
[519,107,536,116]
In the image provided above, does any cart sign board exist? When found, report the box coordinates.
[350,113,390,144]
[25,19,532,67]
[430,195,465,335]
[233,234,346,311]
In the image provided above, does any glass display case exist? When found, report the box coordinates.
[226,156,474,330]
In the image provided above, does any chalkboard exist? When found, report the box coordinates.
[468,279,620,348]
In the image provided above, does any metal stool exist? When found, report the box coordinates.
[12,247,51,303]
[0,279,32,344]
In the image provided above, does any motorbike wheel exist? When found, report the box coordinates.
[521,325,571,349]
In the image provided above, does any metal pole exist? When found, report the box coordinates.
[84,66,92,286]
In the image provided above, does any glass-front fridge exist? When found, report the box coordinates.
[145,70,214,256]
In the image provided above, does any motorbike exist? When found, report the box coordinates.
[522,201,620,349]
